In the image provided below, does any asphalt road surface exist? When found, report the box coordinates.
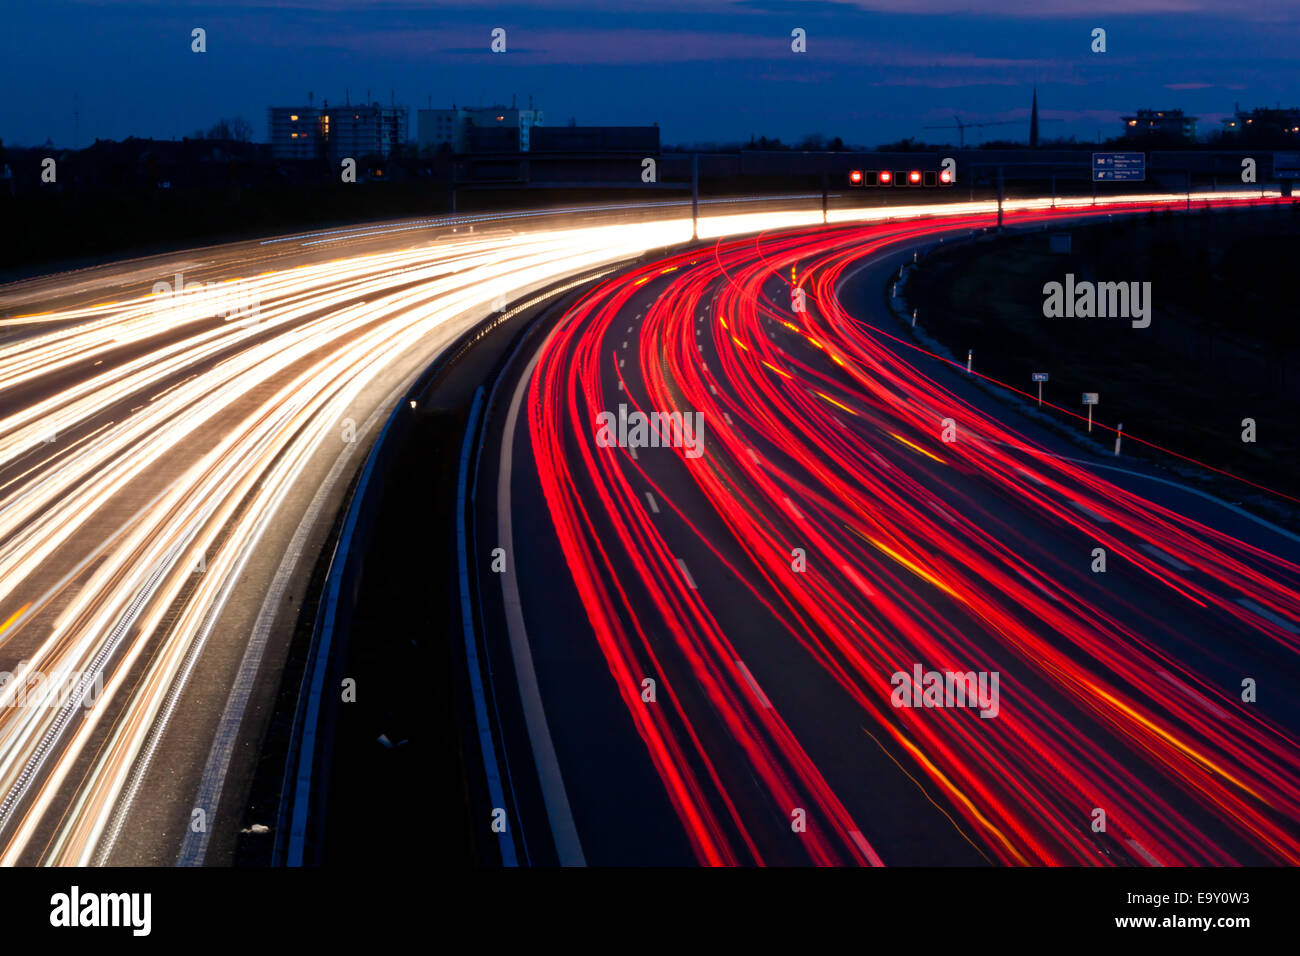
[478,194,1300,866]
[0,195,849,866]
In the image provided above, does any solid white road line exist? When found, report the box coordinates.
[498,342,587,866]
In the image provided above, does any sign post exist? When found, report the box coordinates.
[1032,372,1048,406]
[1083,392,1099,432]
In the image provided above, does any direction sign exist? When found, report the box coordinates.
[1082,392,1099,404]
[1092,152,1146,182]
[1275,152,1300,179]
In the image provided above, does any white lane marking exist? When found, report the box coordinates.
[622,341,627,349]
[675,557,697,590]
[709,384,718,396]
[735,659,772,709]
[1236,598,1300,634]
[618,380,624,391]
[645,491,659,513]
[747,448,759,465]
[629,446,638,460]
[497,339,587,866]
[1067,499,1110,523]
[848,830,885,866]
[930,503,957,525]
[1139,542,1191,572]
[840,564,875,597]
[782,497,804,520]
[723,411,733,426]
[619,358,625,368]
[1016,467,1047,486]
[1156,670,1230,719]
[1126,839,1162,867]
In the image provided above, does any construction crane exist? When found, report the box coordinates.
[923,114,1055,147]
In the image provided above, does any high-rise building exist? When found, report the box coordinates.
[1121,109,1197,141]
[1221,104,1300,141]
[270,100,408,161]
[268,107,322,160]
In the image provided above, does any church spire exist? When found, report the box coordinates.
[1030,86,1040,148]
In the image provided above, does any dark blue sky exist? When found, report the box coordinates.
[2,0,1297,148]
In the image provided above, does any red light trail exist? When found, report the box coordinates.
[526,197,1300,866]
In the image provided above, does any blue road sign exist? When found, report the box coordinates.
[1032,372,1049,382]
[1275,152,1300,179]
[1092,152,1146,182]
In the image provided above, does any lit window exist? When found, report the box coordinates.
[290,114,299,121]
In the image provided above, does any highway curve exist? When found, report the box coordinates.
[477,195,1300,866]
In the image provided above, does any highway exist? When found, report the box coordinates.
[477,194,1300,866]
[0,189,1287,867]
[0,196,845,866]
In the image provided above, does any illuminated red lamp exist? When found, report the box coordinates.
[849,169,863,185]
[939,168,953,184]
[908,169,922,185]
[878,170,893,185]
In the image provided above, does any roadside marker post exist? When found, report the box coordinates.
[967,349,973,373]
[1083,392,1099,432]
[1115,422,1123,456]
[1032,372,1048,406]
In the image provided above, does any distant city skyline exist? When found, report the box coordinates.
[2,0,1297,149]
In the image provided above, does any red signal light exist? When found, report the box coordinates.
[908,170,922,185]
[849,169,863,185]
[878,170,892,185]
[939,168,952,184]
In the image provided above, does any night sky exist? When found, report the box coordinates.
[2,0,1296,149]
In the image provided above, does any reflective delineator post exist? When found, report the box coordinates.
[966,349,973,373]
[1115,423,1124,456]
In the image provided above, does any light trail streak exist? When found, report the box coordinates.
[525,195,1300,865]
